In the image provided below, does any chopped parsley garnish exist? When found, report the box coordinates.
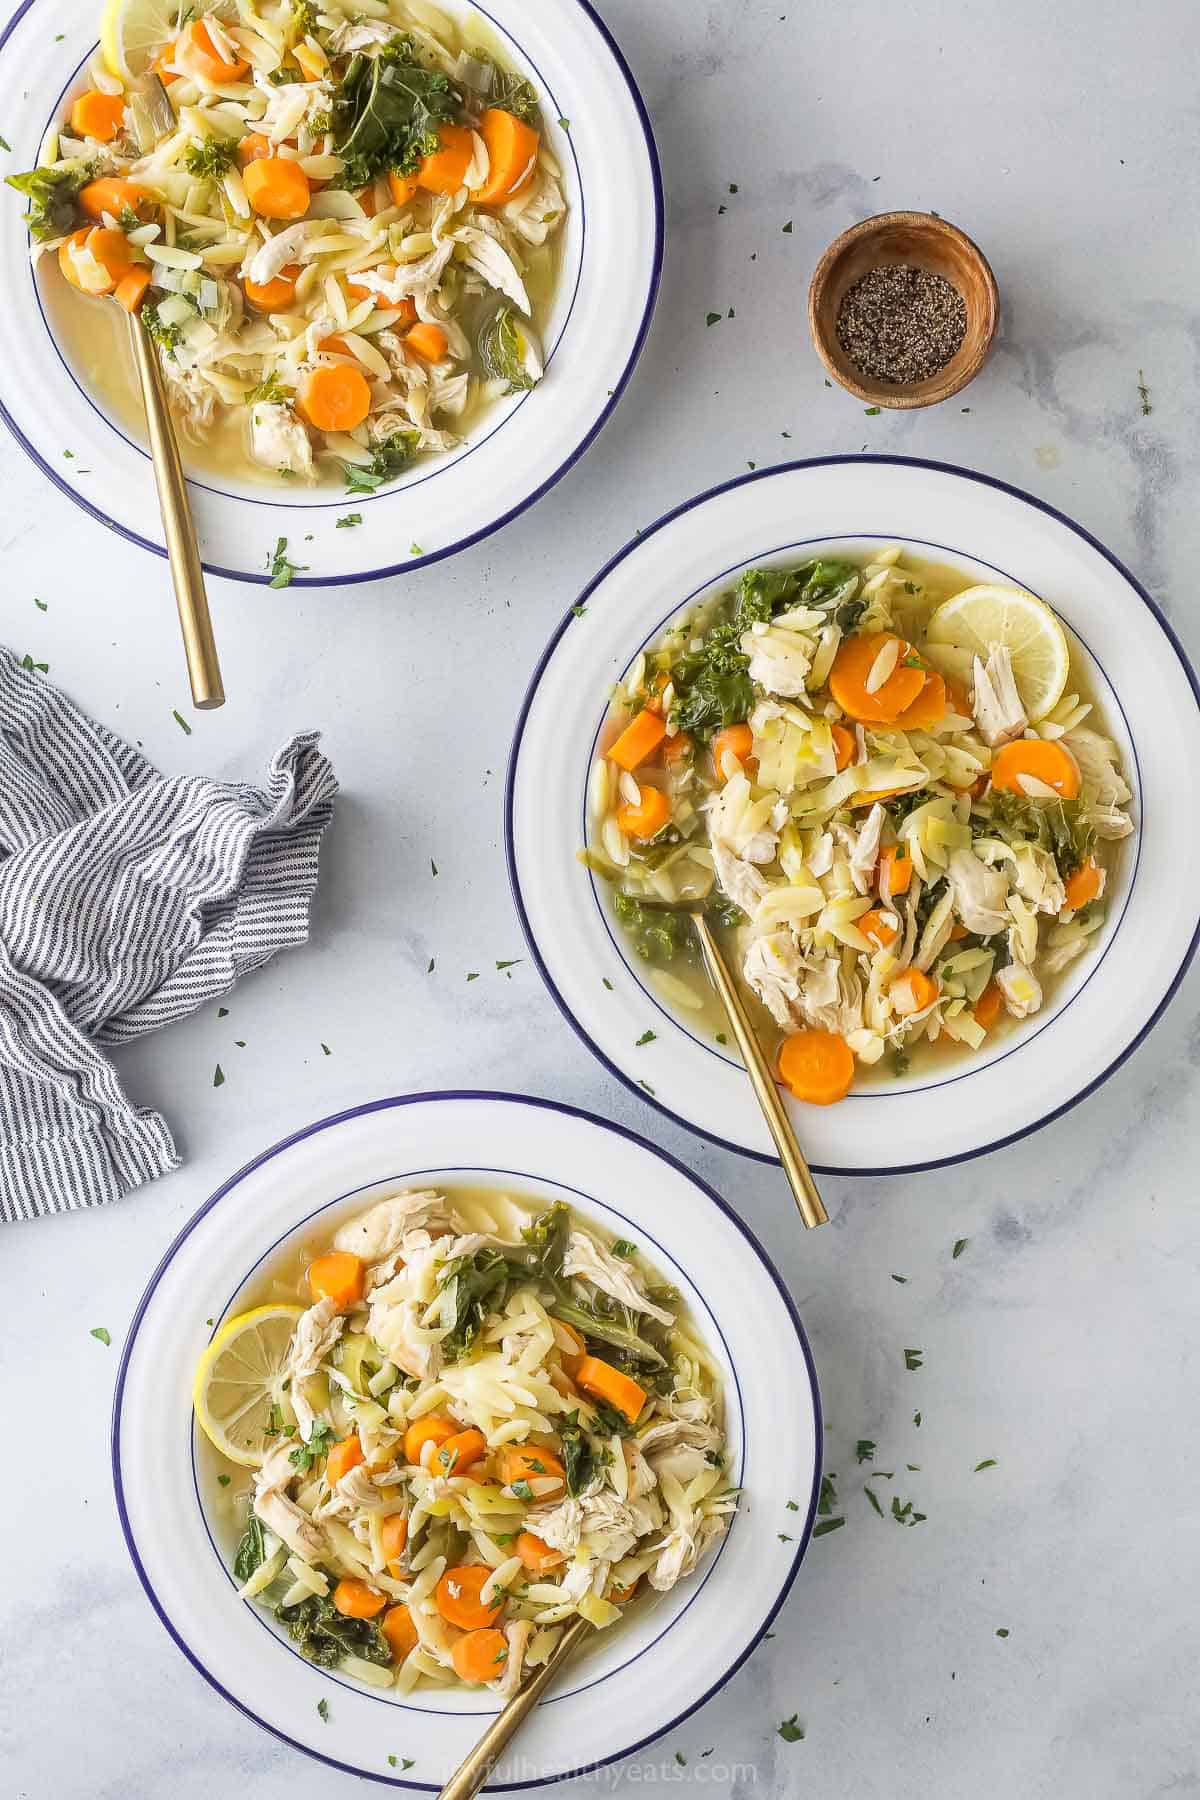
[705,311,721,327]
[510,1478,534,1501]
[289,1421,334,1472]
[974,1458,997,1472]
[891,1495,927,1526]
[213,1064,225,1088]
[247,373,295,405]
[317,1699,330,1722]
[267,536,307,587]
[183,136,238,178]
[812,1516,844,1537]
[903,1348,923,1371]
[953,1237,969,1259]
[635,1029,656,1046]
[611,1238,637,1258]
[217,1473,231,1486]
[336,512,362,529]
[817,1473,838,1515]
[90,1326,111,1346]
[778,1714,805,1743]
[344,429,420,494]
[173,709,192,734]
[855,1439,875,1464]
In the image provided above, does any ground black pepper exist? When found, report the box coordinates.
[836,264,966,384]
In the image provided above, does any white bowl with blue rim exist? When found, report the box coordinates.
[0,0,661,585]
[112,1091,820,1788]
[506,455,1200,1174]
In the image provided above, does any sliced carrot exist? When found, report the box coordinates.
[574,1356,647,1424]
[946,676,972,717]
[333,1577,387,1619]
[1064,856,1103,911]
[452,1626,510,1684]
[471,108,539,206]
[70,90,126,143]
[990,739,1081,800]
[878,844,912,896]
[777,1028,855,1105]
[79,176,150,221]
[319,333,353,356]
[381,1603,419,1660]
[405,320,448,362]
[615,784,671,840]
[435,1564,503,1631]
[404,1414,457,1466]
[859,906,900,950]
[608,1576,639,1605]
[58,228,108,294]
[380,1514,408,1576]
[515,1531,563,1575]
[496,1445,566,1496]
[244,262,300,311]
[180,18,249,83]
[418,124,475,193]
[554,1318,586,1376]
[849,784,911,809]
[387,169,420,206]
[890,968,939,1016]
[973,979,1003,1031]
[114,266,151,312]
[711,722,756,782]
[86,227,137,284]
[298,362,371,432]
[435,1427,487,1477]
[663,731,693,766]
[831,722,856,771]
[308,1250,364,1309]
[242,155,310,221]
[829,633,926,724]
[153,49,179,83]
[891,670,947,731]
[608,707,667,772]
[237,131,273,167]
[948,920,970,941]
[325,1434,364,1487]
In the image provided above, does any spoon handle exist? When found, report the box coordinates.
[437,1616,592,1800]
[128,312,225,710]
[690,911,828,1228]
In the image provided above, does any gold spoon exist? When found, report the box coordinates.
[438,1616,592,1799]
[126,309,224,709]
[634,899,828,1228]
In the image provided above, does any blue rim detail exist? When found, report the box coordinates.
[0,0,664,585]
[505,454,1200,1174]
[110,1090,822,1791]
[577,529,1141,1093]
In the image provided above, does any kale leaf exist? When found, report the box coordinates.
[344,429,421,494]
[559,1410,596,1495]
[669,619,755,742]
[332,38,460,189]
[438,1247,513,1359]
[233,1515,266,1583]
[983,790,1094,878]
[478,303,536,393]
[276,1589,392,1668]
[6,158,97,242]
[612,891,692,964]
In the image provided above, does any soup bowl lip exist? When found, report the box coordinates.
[0,0,665,586]
[110,1087,823,1790]
[504,451,1200,1174]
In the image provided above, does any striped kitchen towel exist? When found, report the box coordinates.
[0,649,338,1223]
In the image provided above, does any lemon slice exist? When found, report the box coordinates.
[101,0,206,80]
[192,1303,304,1468]
[925,584,1070,722]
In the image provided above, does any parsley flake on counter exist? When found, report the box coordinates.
[785,1498,799,1510]
[427,957,435,973]
[674,1752,686,1767]
[217,1007,228,1018]
[974,1458,997,1472]
[995,1628,1010,1639]
[317,1698,330,1722]
[466,971,479,981]
[864,1486,884,1517]
[705,311,721,326]
[635,1029,656,1046]
[90,1326,111,1346]
[431,858,438,876]
[387,1756,416,1769]
[812,1515,844,1537]
[953,1237,969,1259]
[321,1043,332,1056]
[891,1495,926,1526]
[267,536,307,587]
[173,709,192,734]
[34,596,47,610]
[213,1064,225,1088]
[855,1439,876,1464]
[496,958,522,973]
[913,1410,922,1427]
[601,977,613,990]
[1137,369,1151,415]
[904,1348,923,1370]
[778,1715,805,1742]
[637,1079,655,1096]
[891,1273,908,1284]
[782,219,793,232]
[336,512,362,528]
[777,1532,793,1543]
[865,405,881,416]
[817,1473,838,1515]
[20,654,48,672]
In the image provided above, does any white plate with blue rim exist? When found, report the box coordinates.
[0,0,661,585]
[506,455,1200,1173]
[112,1091,820,1789]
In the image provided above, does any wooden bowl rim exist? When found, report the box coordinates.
[807,211,999,410]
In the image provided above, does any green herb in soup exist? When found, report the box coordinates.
[586,546,1134,1098]
[194,1186,735,1697]
[11,0,566,489]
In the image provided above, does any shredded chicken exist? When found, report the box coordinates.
[742,929,806,1027]
[972,644,1028,745]
[250,403,314,480]
[996,961,1044,1017]
[740,624,814,698]
[946,847,1011,937]
[286,1297,344,1441]
[562,1231,674,1326]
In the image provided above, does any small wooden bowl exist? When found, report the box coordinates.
[808,211,999,409]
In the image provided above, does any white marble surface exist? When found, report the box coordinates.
[2,0,1199,1794]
